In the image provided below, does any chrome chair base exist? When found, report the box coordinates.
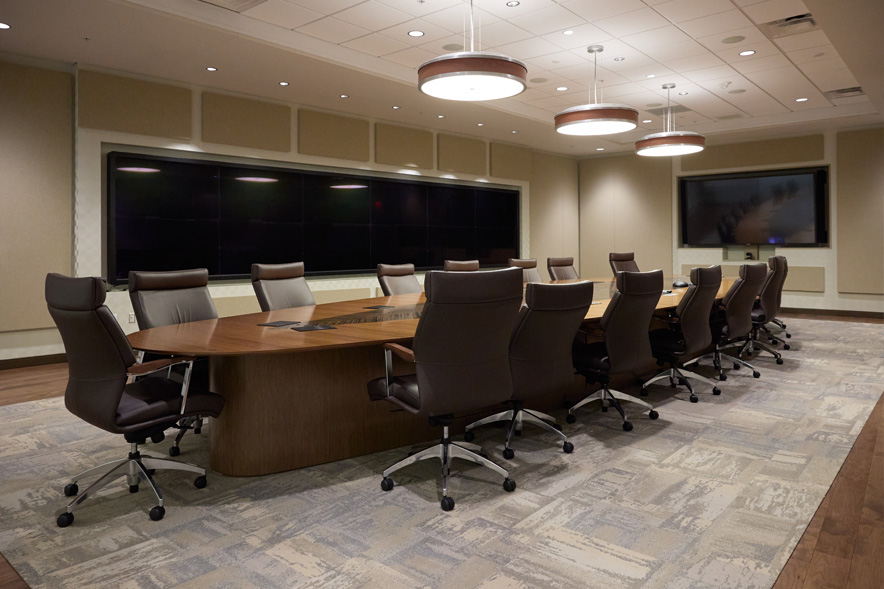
[642,366,721,403]
[464,407,570,456]
[686,341,761,381]
[567,386,658,431]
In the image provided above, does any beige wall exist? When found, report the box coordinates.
[578,154,673,278]
[529,153,580,279]
[0,61,73,333]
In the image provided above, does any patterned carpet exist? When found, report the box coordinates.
[0,318,882,588]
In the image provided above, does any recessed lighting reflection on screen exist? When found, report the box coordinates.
[329,184,368,189]
[117,167,160,173]
[235,177,278,182]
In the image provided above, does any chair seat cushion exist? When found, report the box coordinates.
[117,376,224,427]
[367,374,421,411]
[751,308,767,322]
[572,340,610,372]
[649,328,686,354]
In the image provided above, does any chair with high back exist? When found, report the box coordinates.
[642,266,723,403]
[366,267,523,511]
[765,256,791,340]
[745,256,791,357]
[443,259,479,271]
[463,281,594,458]
[46,273,224,527]
[251,262,316,311]
[547,257,578,280]
[609,252,639,275]
[377,263,422,296]
[685,263,768,380]
[508,258,543,283]
[128,268,218,456]
[569,270,664,430]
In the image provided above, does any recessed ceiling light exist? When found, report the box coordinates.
[477,123,485,127]
[279,81,289,86]
[678,91,688,95]
[646,74,656,79]
[556,86,568,91]
[613,57,626,62]
[739,50,756,57]
[795,97,808,102]
[206,67,217,72]
[0,23,11,30]
[512,130,518,134]
[392,105,401,109]
[506,1,520,6]
[563,30,574,36]
[596,148,605,151]
[438,114,445,118]
[408,30,424,37]
[340,94,349,98]
[642,119,652,123]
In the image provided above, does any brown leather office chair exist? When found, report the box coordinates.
[128,268,218,455]
[508,258,543,283]
[764,256,791,340]
[464,281,594,458]
[46,273,224,527]
[251,261,316,311]
[642,266,723,403]
[367,267,523,511]
[569,270,664,430]
[443,259,479,271]
[686,263,768,380]
[377,263,422,296]
[743,256,791,359]
[547,257,578,280]
[609,252,639,275]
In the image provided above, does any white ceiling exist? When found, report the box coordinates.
[0,0,880,156]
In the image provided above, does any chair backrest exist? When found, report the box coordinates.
[412,268,523,417]
[46,274,135,432]
[601,270,664,374]
[675,266,722,356]
[509,281,594,401]
[377,263,422,296]
[547,257,579,280]
[609,252,640,275]
[443,259,479,272]
[251,262,316,312]
[721,263,768,338]
[129,268,217,330]
[508,258,543,284]
[759,255,788,320]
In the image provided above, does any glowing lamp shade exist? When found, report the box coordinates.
[554,103,638,136]
[635,131,705,157]
[418,53,527,101]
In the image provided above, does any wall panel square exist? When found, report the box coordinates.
[438,134,486,176]
[375,124,432,169]
[299,110,369,162]
[203,92,291,152]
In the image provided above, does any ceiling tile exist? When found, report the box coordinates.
[525,50,588,72]
[560,0,646,22]
[713,39,781,63]
[807,69,860,91]
[476,20,533,49]
[787,44,838,64]
[552,64,630,88]
[652,0,734,24]
[617,63,675,82]
[773,30,831,53]
[242,0,322,29]
[285,0,363,15]
[480,0,558,20]
[829,95,870,107]
[494,37,561,60]
[698,74,789,116]
[374,0,463,19]
[666,53,725,73]
[333,1,413,30]
[742,0,811,25]
[595,8,671,38]
[742,65,828,107]
[678,10,755,38]
[682,64,740,82]
[540,23,612,51]
[731,53,791,74]
[507,5,585,36]
[420,4,499,34]
[620,25,693,52]
[601,81,650,97]
[296,17,371,44]
[382,45,437,69]
[342,33,409,57]
[637,74,691,92]
[646,39,709,61]
[571,40,656,70]
[420,33,468,53]
[797,56,848,75]
[696,26,769,52]
[381,18,452,45]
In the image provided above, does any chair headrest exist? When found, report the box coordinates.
[444,260,480,271]
[425,267,522,304]
[740,263,768,282]
[508,258,537,270]
[690,265,722,286]
[251,262,305,281]
[547,256,574,268]
[45,273,107,311]
[768,255,787,273]
[377,263,415,277]
[615,269,664,294]
[129,268,209,292]
[525,281,594,311]
[609,252,635,262]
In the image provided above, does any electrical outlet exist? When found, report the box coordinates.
[128,313,136,324]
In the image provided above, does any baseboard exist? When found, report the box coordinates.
[781,308,884,320]
[0,354,67,371]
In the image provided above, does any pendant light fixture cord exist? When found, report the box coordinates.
[591,49,597,104]
[469,0,475,52]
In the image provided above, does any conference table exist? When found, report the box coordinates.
[127,276,736,476]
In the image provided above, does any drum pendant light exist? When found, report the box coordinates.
[554,45,638,136]
[635,83,705,156]
[417,0,527,101]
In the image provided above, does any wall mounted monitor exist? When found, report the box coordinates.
[679,166,828,247]
[107,152,520,285]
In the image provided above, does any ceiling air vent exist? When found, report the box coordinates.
[717,114,744,121]
[646,104,691,116]
[198,0,268,12]
[824,87,864,100]
[760,13,820,39]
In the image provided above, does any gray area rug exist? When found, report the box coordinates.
[1,318,882,588]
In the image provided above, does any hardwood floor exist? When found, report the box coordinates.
[0,311,881,588]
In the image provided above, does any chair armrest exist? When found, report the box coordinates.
[127,356,197,377]
[383,343,415,363]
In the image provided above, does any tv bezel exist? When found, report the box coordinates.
[678,166,829,248]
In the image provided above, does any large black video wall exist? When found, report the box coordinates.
[107,152,520,285]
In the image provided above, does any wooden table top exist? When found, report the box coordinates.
[127,276,736,357]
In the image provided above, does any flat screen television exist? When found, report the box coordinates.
[107,152,520,285]
[679,166,828,247]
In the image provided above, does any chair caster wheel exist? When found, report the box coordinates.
[719,374,727,381]
[553,423,563,432]
[194,427,202,435]
[640,388,649,397]
[776,358,783,365]
[786,334,791,338]
[563,441,574,453]
[670,382,676,388]
[753,371,761,378]
[194,476,207,489]
[149,506,165,521]
[601,406,608,412]
[441,497,455,511]
[689,395,698,404]
[169,445,180,457]
[56,512,74,528]
[463,431,475,443]
[733,363,741,370]
[783,344,791,350]
[503,448,515,460]
[649,410,659,420]
[129,485,139,494]
[503,478,516,492]
[713,387,721,395]
[566,413,576,424]
[381,477,394,492]
[622,421,634,432]
[514,430,521,437]
[64,483,78,497]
